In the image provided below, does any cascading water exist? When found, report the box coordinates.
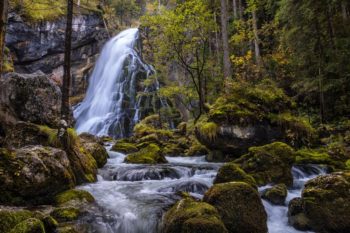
[74,28,155,138]
[259,165,327,233]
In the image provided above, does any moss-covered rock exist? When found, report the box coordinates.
[162,197,228,233]
[288,172,350,233]
[288,198,312,231]
[213,163,256,187]
[124,144,167,164]
[203,182,267,233]
[111,141,138,154]
[234,142,296,186]
[0,146,75,205]
[80,135,108,168]
[0,210,34,233]
[51,207,81,222]
[194,80,314,160]
[9,218,45,233]
[261,183,288,205]
[295,148,345,169]
[55,189,95,206]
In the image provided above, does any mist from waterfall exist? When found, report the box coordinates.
[74,28,154,138]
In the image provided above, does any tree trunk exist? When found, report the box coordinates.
[342,1,348,21]
[220,0,232,79]
[252,10,261,66]
[0,0,9,78]
[61,0,74,122]
[232,0,237,19]
[238,0,243,19]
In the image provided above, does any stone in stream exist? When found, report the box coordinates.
[162,197,228,233]
[203,182,268,233]
[261,183,288,205]
[213,162,257,187]
[288,172,350,233]
[124,143,168,164]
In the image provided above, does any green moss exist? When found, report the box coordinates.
[0,210,34,233]
[38,126,80,150]
[51,208,80,222]
[295,148,344,168]
[235,142,296,186]
[185,140,208,156]
[55,189,95,205]
[124,144,167,164]
[163,198,228,233]
[196,121,218,142]
[261,184,287,205]
[346,159,350,170]
[9,218,45,233]
[214,163,256,187]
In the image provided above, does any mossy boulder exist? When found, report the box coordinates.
[162,197,228,233]
[203,182,268,233]
[9,218,45,233]
[0,146,75,205]
[295,148,347,169]
[288,198,312,231]
[111,141,138,154]
[261,183,288,205]
[51,207,81,222]
[124,144,167,164]
[195,80,314,160]
[213,163,256,187]
[289,172,350,233]
[234,142,296,186]
[55,189,95,206]
[80,135,108,168]
[0,209,34,233]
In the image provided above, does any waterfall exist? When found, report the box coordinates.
[74,28,154,138]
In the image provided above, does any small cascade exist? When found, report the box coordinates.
[259,165,327,233]
[74,28,170,138]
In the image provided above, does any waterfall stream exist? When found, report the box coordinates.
[73,28,326,233]
[74,28,155,138]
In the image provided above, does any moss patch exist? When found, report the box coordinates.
[51,208,80,222]
[0,210,33,233]
[162,197,228,233]
[55,189,95,206]
[111,141,138,153]
[9,218,45,233]
[214,163,256,187]
[124,144,167,164]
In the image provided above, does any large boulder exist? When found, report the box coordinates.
[234,142,296,186]
[288,172,350,233]
[0,146,75,205]
[195,80,314,161]
[0,72,62,127]
[203,182,268,233]
[162,197,228,233]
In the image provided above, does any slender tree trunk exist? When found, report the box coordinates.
[232,0,238,19]
[220,0,232,79]
[238,0,243,19]
[0,0,9,78]
[61,0,74,122]
[342,1,348,21]
[252,10,261,66]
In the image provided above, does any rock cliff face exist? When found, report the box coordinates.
[5,12,108,96]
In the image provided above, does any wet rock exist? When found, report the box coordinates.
[213,162,256,187]
[203,182,268,233]
[0,72,62,127]
[288,198,312,231]
[234,142,296,186]
[158,180,209,194]
[9,218,45,233]
[0,146,75,205]
[124,144,167,164]
[80,134,108,168]
[261,183,287,205]
[289,172,350,233]
[114,166,182,181]
[162,197,228,233]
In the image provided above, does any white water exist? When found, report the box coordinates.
[78,148,222,233]
[74,28,154,138]
[260,165,327,233]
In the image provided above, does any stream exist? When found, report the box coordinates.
[76,147,326,233]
